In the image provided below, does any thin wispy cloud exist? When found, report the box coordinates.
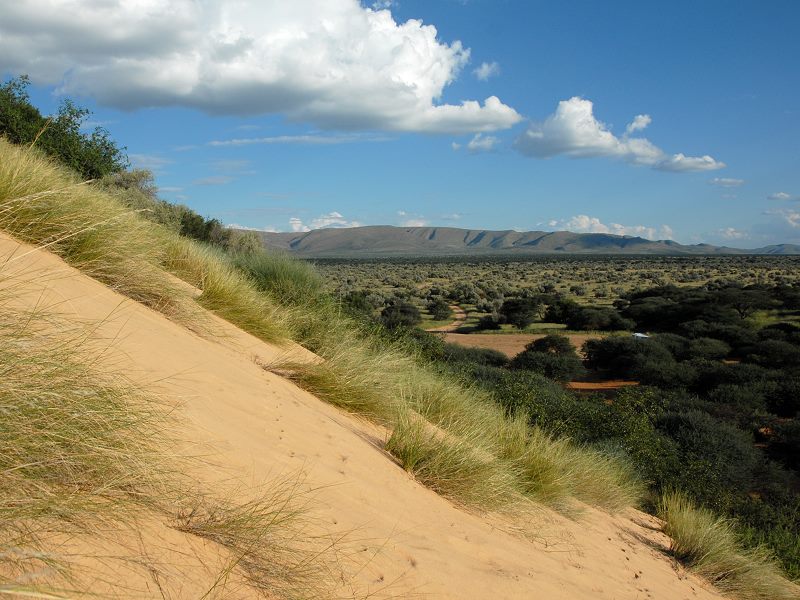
[192,175,234,186]
[129,153,172,172]
[207,134,391,147]
[209,159,256,175]
[710,177,745,187]
[716,227,749,240]
[768,191,795,201]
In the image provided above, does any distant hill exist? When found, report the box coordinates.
[247,225,800,257]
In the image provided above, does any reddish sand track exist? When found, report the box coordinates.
[425,304,467,332]
[568,380,640,391]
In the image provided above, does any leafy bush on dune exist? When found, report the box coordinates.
[1,75,127,179]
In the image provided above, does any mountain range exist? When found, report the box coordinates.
[248,226,800,257]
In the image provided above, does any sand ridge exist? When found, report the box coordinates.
[0,233,724,600]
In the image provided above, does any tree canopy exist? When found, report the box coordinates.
[1,75,128,179]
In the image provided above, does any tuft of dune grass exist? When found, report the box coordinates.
[0,299,172,591]
[233,249,325,307]
[386,410,525,511]
[164,236,293,343]
[174,477,346,600]
[0,138,181,313]
[0,287,349,598]
[659,491,800,600]
[0,138,291,344]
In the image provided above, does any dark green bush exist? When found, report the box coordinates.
[655,411,761,510]
[475,315,501,330]
[527,334,575,355]
[380,301,422,329]
[684,337,731,360]
[427,297,453,321]
[499,298,541,330]
[509,351,585,381]
[1,75,127,178]
[441,343,508,367]
[743,340,800,369]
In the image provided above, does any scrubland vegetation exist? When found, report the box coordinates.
[2,78,798,598]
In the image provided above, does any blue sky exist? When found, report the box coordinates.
[2,0,799,246]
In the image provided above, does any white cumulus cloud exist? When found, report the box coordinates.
[625,114,651,135]
[768,192,794,201]
[401,219,429,227]
[0,0,521,134]
[549,214,674,241]
[289,211,361,232]
[473,61,500,81]
[289,217,310,233]
[766,209,800,228]
[514,97,725,172]
[453,133,500,154]
[717,227,748,240]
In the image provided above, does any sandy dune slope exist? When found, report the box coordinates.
[0,233,724,600]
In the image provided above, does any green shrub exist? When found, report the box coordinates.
[380,301,422,329]
[499,298,541,329]
[510,351,585,381]
[1,75,127,179]
[528,334,574,355]
[442,343,509,367]
[427,297,453,320]
[655,411,761,510]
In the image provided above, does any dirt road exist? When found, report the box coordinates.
[425,304,467,332]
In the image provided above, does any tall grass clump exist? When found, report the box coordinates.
[658,491,800,600]
[175,479,345,600]
[0,139,293,344]
[386,410,524,511]
[0,137,179,311]
[0,302,171,590]
[0,293,347,597]
[233,249,325,307]
[165,237,292,343]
